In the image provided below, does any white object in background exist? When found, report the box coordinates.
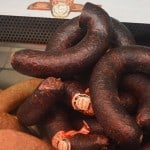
[0,0,149,24]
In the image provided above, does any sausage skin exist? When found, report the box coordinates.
[46,16,86,51]
[70,133,109,150]
[89,45,150,149]
[122,74,150,130]
[0,78,43,113]
[11,3,110,78]
[119,91,138,114]
[46,16,135,52]
[42,106,72,141]
[110,17,135,47]
[63,80,93,115]
[17,77,64,126]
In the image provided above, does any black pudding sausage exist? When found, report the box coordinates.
[89,45,150,149]
[17,77,64,126]
[11,2,110,78]
[122,74,150,130]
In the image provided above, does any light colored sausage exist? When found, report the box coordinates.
[0,112,25,131]
[0,78,43,112]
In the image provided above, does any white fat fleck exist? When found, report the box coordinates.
[52,2,70,18]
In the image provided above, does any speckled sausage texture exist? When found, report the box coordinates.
[110,17,135,47]
[43,106,72,140]
[70,133,109,150]
[122,74,150,131]
[46,16,135,52]
[43,106,110,150]
[64,79,137,115]
[89,45,150,149]
[0,129,50,150]
[63,80,87,107]
[119,91,138,114]
[11,2,110,78]
[17,77,64,126]
[64,80,86,100]
[72,116,105,135]
[46,16,86,51]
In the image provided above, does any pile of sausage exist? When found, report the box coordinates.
[1,2,150,150]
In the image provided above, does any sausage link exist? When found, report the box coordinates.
[46,16,135,52]
[11,2,110,78]
[64,80,138,115]
[42,106,72,141]
[110,17,135,47]
[71,115,105,136]
[119,91,138,114]
[0,78,43,113]
[89,45,150,149]
[42,106,87,150]
[46,17,86,51]
[45,16,135,83]
[70,133,109,150]
[122,74,150,130]
[63,80,93,115]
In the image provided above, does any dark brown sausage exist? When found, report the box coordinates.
[110,17,135,47]
[41,105,92,150]
[17,77,64,126]
[122,74,150,130]
[67,110,113,150]
[11,2,110,78]
[46,16,86,51]
[83,118,105,135]
[42,106,72,142]
[64,80,137,115]
[46,16,135,52]
[71,114,105,136]
[89,45,150,149]
[70,133,109,150]
[42,105,111,150]
[45,16,135,84]
[71,104,137,136]
[64,80,86,101]
[63,80,94,115]
[119,91,138,114]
